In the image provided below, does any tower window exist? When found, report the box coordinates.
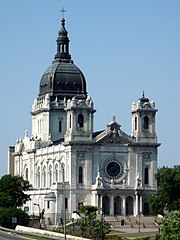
[47,201,50,209]
[144,167,149,184]
[135,117,137,130]
[78,114,84,128]
[79,166,83,184]
[69,115,71,128]
[65,198,68,209]
[143,116,149,130]
[59,120,62,132]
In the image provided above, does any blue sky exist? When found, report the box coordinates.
[0,0,179,177]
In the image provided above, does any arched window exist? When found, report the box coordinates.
[143,116,149,130]
[49,165,52,187]
[25,168,28,180]
[79,166,83,184]
[37,166,40,188]
[78,114,84,128]
[43,166,46,187]
[59,120,62,132]
[55,164,58,182]
[135,117,137,130]
[144,167,149,184]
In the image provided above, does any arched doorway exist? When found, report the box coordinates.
[126,196,133,215]
[114,196,121,215]
[102,196,110,215]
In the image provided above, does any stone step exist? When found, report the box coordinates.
[103,216,156,229]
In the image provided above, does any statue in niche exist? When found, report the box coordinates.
[95,171,103,188]
[135,173,142,188]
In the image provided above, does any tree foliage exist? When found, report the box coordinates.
[161,211,180,240]
[148,166,180,215]
[0,207,29,229]
[0,174,31,208]
[77,205,110,240]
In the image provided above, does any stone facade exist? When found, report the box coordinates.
[8,17,160,225]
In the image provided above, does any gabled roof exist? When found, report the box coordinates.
[94,116,134,145]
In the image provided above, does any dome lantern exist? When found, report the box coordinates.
[39,17,87,100]
[54,18,71,62]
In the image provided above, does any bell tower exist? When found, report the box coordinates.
[64,96,96,142]
[131,93,158,143]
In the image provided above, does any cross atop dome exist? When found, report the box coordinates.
[60,7,67,19]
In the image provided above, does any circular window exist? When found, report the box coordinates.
[106,162,120,178]
[101,157,127,183]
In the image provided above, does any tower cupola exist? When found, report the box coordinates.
[54,18,71,62]
[131,93,158,143]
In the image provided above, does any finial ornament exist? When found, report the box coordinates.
[60,7,67,18]
[142,90,145,98]
[112,116,116,122]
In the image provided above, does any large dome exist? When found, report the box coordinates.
[39,60,87,99]
[39,18,87,100]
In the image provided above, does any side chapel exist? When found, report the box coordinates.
[8,16,160,224]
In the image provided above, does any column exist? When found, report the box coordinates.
[98,194,103,214]
[135,194,139,216]
[121,195,126,216]
[110,194,114,216]
[140,195,143,213]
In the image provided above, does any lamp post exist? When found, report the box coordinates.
[138,211,142,233]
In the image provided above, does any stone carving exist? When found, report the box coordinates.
[96,117,133,144]
[95,171,103,188]
[143,152,151,159]
[135,173,142,188]
[110,178,115,188]
[98,130,132,144]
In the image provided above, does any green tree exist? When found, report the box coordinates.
[78,205,110,239]
[161,211,180,240]
[148,166,180,215]
[0,207,29,229]
[0,174,31,208]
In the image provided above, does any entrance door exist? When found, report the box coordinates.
[126,196,133,215]
[102,196,110,215]
[114,196,121,215]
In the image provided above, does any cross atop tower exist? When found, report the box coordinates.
[60,7,67,18]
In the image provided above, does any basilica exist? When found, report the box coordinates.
[8,17,160,225]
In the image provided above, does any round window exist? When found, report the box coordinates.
[102,158,125,182]
[106,162,120,178]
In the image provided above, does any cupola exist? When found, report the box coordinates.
[39,18,87,100]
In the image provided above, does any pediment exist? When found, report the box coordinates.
[94,116,134,145]
[95,129,133,145]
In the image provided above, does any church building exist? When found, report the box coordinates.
[8,16,160,225]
